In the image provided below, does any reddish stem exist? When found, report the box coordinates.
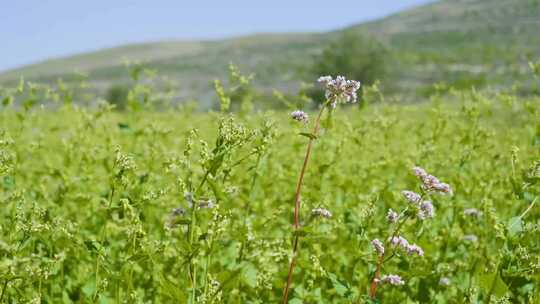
[368,208,411,299]
[282,106,325,304]
[369,255,383,298]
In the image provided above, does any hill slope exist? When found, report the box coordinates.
[1,0,539,99]
[355,0,540,93]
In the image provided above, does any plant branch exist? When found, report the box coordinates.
[282,106,325,304]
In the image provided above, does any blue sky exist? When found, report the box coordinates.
[0,0,434,72]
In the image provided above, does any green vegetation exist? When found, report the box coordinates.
[0,64,539,302]
[0,0,539,302]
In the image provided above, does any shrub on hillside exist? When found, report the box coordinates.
[105,84,130,111]
[308,31,388,105]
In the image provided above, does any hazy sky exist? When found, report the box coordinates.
[0,0,435,72]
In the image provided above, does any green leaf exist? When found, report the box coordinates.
[159,275,183,299]
[2,176,15,190]
[82,279,96,298]
[117,123,131,130]
[478,270,509,298]
[128,253,149,263]
[22,98,36,111]
[207,177,226,202]
[175,219,192,225]
[84,240,102,253]
[299,132,318,140]
[507,216,523,236]
[2,96,13,106]
[327,273,349,296]
[241,263,258,288]
[478,272,495,293]
[491,273,509,298]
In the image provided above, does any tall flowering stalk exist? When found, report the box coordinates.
[368,166,452,299]
[282,76,360,303]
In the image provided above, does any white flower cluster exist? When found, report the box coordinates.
[290,110,309,123]
[386,209,399,223]
[439,277,451,286]
[317,75,361,108]
[463,234,478,242]
[463,208,482,217]
[312,207,332,219]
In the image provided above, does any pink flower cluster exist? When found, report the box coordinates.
[413,166,453,195]
[376,274,405,286]
[401,190,435,220]
[402,190,422,204]
[369,167,453,293]
[418,200,435,219]
[371,239,385,256]
[317,75,361,108]
[388,235,424,257]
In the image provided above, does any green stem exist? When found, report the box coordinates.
[486,261,501,302]
[202,234,215,300]
[93,256,100,302]
[0,280,8,303]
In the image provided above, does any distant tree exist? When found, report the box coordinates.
[308,31,389,103]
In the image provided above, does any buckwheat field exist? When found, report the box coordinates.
[0,66,539,304]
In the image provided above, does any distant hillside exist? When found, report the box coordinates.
[1,0,539,102]
[354,0,540,93]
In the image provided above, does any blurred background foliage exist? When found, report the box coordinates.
[1,0,540,110]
